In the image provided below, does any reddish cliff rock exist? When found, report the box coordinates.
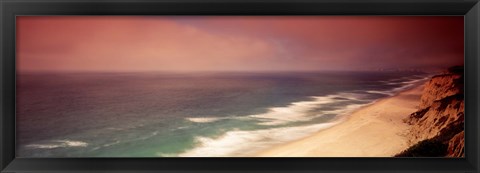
[447,131,465,157]
[399,66,464,157]
[406,93,464,144]
[418,73,462,110]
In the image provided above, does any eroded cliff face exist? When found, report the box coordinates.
[447,131,465,157]
[418,73,463,110]
[402,66,464,157]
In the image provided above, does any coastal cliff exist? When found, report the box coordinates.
[397,66,464,157]
[396,66,465,157]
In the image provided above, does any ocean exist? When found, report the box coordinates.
[16,71,429,157]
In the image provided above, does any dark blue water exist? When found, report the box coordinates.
[16,71,429,157]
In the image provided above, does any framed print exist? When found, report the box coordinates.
[1,0,479,172]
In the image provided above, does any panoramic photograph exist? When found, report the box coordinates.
[16,16,464,157]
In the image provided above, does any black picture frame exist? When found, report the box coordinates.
[1,0,479,172]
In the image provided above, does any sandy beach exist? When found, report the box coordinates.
[255,84,424,157]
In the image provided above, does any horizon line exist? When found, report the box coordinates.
[16,69,433,74]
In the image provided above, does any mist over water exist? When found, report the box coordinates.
[16,71,429,157]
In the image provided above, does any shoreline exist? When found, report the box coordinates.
[253,84,425,157]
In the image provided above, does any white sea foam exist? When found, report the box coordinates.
[365,90,395,96]
[177,94,369,157]
[174,126,189,130]
[186,117,225,123]
[103,140,121,147]
[248,95,339,125]
[25,140,88,149]
[61,140,88,147]
[25,144,62,149]
[369,77,429,97]
[178,122,338,157]
[156,152,178,157]
[336,92,369,101]
[247,93,369,126]
[391,77,427,92]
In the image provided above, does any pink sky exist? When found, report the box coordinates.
[17,16,464,72]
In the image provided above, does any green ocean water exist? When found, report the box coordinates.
[16,71,429,157]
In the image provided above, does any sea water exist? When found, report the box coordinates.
[16,71,429,157]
